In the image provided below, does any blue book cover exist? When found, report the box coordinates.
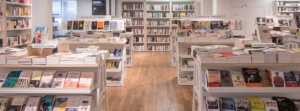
[32,27,47,43]
[221,97,235,111]
[1,71,21,87]
[284,72,299,87]
[110,21,117,30]
[39,95,55,111]
[178,5,182,10]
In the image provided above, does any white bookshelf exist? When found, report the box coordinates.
[0,58,109,111]
[276,0,300,17]
[3,1,32,47]
[121,33,134,68]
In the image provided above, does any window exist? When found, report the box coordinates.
[92,0,106,15]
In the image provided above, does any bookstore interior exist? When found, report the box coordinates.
[2,0,300,111]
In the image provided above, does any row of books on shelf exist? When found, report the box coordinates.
[172,4,195,11]
[122,11,143,18]
[7,0,31,4]
[106,61,121,70]
[148,45,169,51]
[61,20,124,31]
[147,37,170,43]
[6,19,30,29]
[0,70,93,88]
[7,33,30,46]
[204,96,299,111]
[0,95,93,111]
[133,45,144,51]
[133,37,143,42]
[132,28,144,34]
[147,12,170,18]
[131,20,144,26]
[106,77,121,83]
[123,4,144,10]
[146,5,169,11]
[175,19,242,30]
[278,7,299,12]
[147,29,169,35]
[147,20,170,26]
[205,68,300,88]
[172,12,194,18]
[256,17,293,27]
[278,1,299,6]
[277,13,294,17]
[182,60,194,68]
[7,7,31,16]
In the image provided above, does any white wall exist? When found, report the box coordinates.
[32,0,53,39]
[201,0,213,15]
[230,0,275,17]
[77,0,92,16]
[215,0,231,18]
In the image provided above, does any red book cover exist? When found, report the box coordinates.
[220,52,236,56]
[266,69,273,87]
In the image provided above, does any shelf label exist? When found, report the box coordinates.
[211,15,226,18]
[251,43,276,47]
[76,15,111,20]
[32,44,57,48]
[192,15,226,19]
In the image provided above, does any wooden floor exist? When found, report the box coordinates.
[106,52,193,111]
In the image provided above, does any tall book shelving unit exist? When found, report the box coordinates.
[276,0,300,17]
[121,33,134,67]
[2,0,32,47]
[122,0,199,52]
[0,55,109,111]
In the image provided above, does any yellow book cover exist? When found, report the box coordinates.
[204,21,211,30]
[54,98,68,111]
[29,70,43,88]
[107,61,114,69]
[180,13,185,17]
[250,99,265,111]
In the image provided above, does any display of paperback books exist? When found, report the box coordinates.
[24,96,41,111]
[148,45,169,51]
[123,3,144,10]
[39,95,55,111]
[39,70,56,88]
[29,70,43,88]
[147,12,170,18]
[147,29,169,35]
[9,95,28,111]
[172,4,195,10]
[6,19,30,29]
[65,96,81,111]
[64,72,81,88]
[147,5,169,10]
[13,70,33,88]
[77,72,94,88]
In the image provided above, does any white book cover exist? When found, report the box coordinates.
[51,72,68,88]
[271,70,285,87]
[206,97,220,111]
[10,96,28,110]
[65,96,81,111]
[264,100,279,111]
[61,20,68,30]
[24,97,41,111]
[78,72,94,88]
[230,71,246,87]
[0,72,9,87]
[78,95,93,111]
[39,70,56,88]
[84,21,91,30]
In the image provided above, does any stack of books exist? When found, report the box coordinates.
[46,53,66,64]
[233,51,252,63]
[278,51,292,63]
[198,54,214,63]
[0,52,10,64]
[291,51,300,63]
[32,55,47,64]
[249,50,265,63]
[19,56,35,64]
[221,53,239,63]
[6,51,28,64]
[84,55,99,64]
[60,54,85,64]
[263,49,278,63]
[212,54,226,63]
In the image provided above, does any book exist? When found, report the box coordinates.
[271,70,285,87]
[292,99,300,111]
[258,70,272,87]
[29,70,43,88]
[258,25,272,43]
[257,17,266,25]
[210,21,218,30]
[0,97,12,111]
[73,21,79,30]
[272,97,294,111]
[84,21,91,30]
[182,60,187,68]
[78,72,94,88]
[191,21,198,30]
[229,20,235,30]
[91,21,97,30]
[291,71,300,86]
[24,96,41,111]
[78,21,84,30]
[14,70,33,88]
[39,95,55,111]
[234,98,250,111]
[220,70,233,87]
[110,21,117,30]
[32,27,47,43]
[230,71,246,87]
[104,21,110,30]
[61,20,68,30]
[184,19,191,29]
[221,97,235,111]
[266,18,274,26]
[1,71,21,88]
[65,96,81,111]
[53,98,68,111]
[107,61,114,69]
[206,97,219,111]
[198,21,204,30]
[0,72,9,87]
[223,20,229,30]
[9,96,28,111]
[64,71,81,88]
[187,60,194,68]
[181,48,188,55]
[51,72,68,88]
[67,21,72,30]
[248,98,265,111]
[263,100,279,111]
[97,21,104,30]
[40,70,56,88]
[293,12,300,28]
[206,69,221,87]
[204,21,211,30]
[284,72,299,87]
[242,68,262,87]
[78,95,93,111]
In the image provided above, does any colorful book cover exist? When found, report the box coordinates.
[91,21,97,30]
[78,72,93,88]
[223,20,229,30]
[51,72,68,88]
[63,72,81,88]
[65,96,81,111]
[53,98,68,111]
[178,5,182,10]
[73,21,79,30]
[1,71,21,88]
[291,71,300,86]
[39,95,55,111]
[0,72,10,87]
[230,71,246,87]
[271,70,285,87]
[242,68,262,87]
[104,21,110,30]
[206,97,220,111]
[32,27,46,43]
[204,21,211,30]
[29,70,44,88]
[84,21,91,30]
[67,21,72,30]
[107,61,114,69]
[198,21,204,30]
[284,72,299,87]
[258,70,272,87]
[234,98,250,111]
[266,18,274,26]
[207,69,221,87]
[14,70,33,88]
[110,21,117,30]
[263,100,279,111]
[249,99,265,111]
[220,70,233,87]
[97,21,104,30]
[24,97,41,111]
[40,70,56,88]
[117,20,124,30]
[221,97,235,111]
[78,21,84,30]
[191,21,198,30]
